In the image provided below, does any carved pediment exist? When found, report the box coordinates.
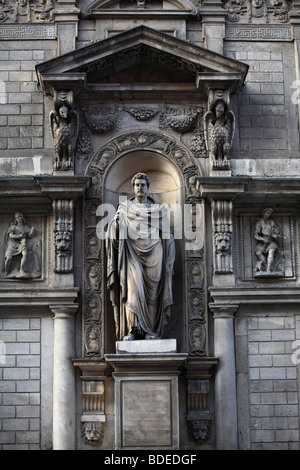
[84,0,198,18]
[36,26,248,100]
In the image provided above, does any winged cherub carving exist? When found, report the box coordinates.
[50,104,79,171]
[204,99,235,169]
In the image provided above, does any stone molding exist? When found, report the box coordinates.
[84,0,197,18]
[0,287,79,307]
[209,286,300,305]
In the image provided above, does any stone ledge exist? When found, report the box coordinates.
[116,338,177,354]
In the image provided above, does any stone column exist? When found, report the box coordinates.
[210,303,239,450]
[50,304,78,450]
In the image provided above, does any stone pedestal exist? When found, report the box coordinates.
[105,340,187,450]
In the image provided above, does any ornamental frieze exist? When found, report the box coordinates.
[0,0,57,23]
[223,0,290,23]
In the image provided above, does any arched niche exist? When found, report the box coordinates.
[83,130,206,358]
[103,149,185,352]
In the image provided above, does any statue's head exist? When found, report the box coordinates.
[58,105,69,119]
[262,208,273,219]
[131,173,150,200]
[14,212,25,225]
[215,101,225,118]
[131,172,150,187]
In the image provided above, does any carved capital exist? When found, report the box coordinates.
[50,304,78,318]
[209,303,239,319]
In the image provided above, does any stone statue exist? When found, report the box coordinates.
[204,99,235,170]
[106,172,175,341]
[4,212,41,279]
[50,104,79,171]
[254,208,284,275]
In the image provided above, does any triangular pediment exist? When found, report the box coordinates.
[84,0,198,17]
[36,26,248,100]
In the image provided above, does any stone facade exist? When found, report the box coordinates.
[1,0,300,451]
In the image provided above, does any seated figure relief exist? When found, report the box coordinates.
[253,208,284,276]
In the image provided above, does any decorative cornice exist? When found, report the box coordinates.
[209,286,300,305]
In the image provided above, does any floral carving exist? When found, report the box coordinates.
[81,105,123,134]
[160,106,202,133]
[125,106,159,121]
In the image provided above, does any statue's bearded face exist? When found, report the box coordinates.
[133,178,148,199]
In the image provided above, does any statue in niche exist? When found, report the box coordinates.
[50,104,79,171]
[254,208,284,276]
[4,212,41,279]
[204,99,235,170]
[106,172,175,341]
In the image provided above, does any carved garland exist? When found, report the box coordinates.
[83,130,207,358]
[223,0,291,24]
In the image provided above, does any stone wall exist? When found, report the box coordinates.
[225,41,299,160]
[236,312,300,450]
[0,315,53,450]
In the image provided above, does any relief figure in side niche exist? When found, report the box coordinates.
[4,212,41,279]
[204,100,235,169]
[106,172,175,341]
[50,104,79,171]
[254,208,284,276]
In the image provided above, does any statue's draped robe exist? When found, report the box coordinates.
[106,198,175,340]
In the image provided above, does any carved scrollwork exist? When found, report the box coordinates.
[93,131,195,173]
[76,121,93,161]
